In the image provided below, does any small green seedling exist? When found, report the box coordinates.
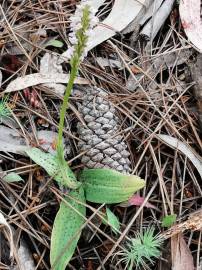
[161,214,177,228]
[45,39,64,48]
[3,172,24,183]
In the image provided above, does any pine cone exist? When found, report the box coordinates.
[77,87,131,173]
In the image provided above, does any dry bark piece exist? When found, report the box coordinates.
[171,234,194,270]
[77,87,131,173]
[162,209,202,239]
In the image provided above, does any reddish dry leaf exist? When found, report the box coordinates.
[179,0,202,52]
[23,88,41,108]
[119,194,157,209]
[87,260,94,270]
[130,66,142,74]
[1,54,22,75]
[171,234,194,270]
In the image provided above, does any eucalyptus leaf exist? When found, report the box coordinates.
[45,39,64,48]
[3,172,24,183]
[106,207,120,234]
[50,187,86,270]
[79,168,145,203]
[26,148,79,189]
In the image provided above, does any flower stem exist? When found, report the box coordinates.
[57,61,78,162]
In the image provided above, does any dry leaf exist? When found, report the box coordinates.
[0,125,67,156]
[37,130,70,155]
[40,52,66,94]
[179,0,202,52]
[6,195,36,270]
[0,125,28,155]
[128,194,157,209]
[13,240,35,270]
[189,53,202,129]
[96,57,122,69]
[87,0,147,51]
[139,0,164,26]
[40,53,63,74]
[121,0,153,35]
[4,52,89,95]
[0,212,14,258]
[126,49,191,91]
[4,73,89,94]
[91,0,105,10]
[141,0,175,40]
[171,234,194,270]
[5,29,47,55]
[30,28,47,42]
[158,134,202,178]
[130,66,142,74]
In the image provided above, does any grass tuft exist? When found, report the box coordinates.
[0,96,11,121]
[118,227,163,270]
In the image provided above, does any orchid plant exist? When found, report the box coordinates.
[56,1,98,181]
[24,1,162,269]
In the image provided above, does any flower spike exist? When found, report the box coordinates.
[66,0,98,62]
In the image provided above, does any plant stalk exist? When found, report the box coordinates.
[57,62,78,162]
